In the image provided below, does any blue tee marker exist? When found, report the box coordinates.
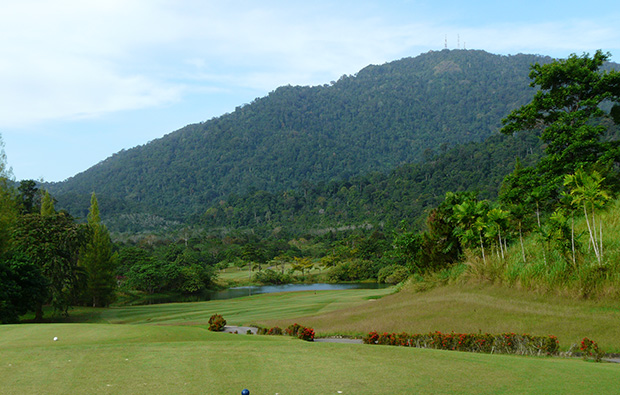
[241,389,250,395]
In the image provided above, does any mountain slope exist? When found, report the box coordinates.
[48,50,550,224]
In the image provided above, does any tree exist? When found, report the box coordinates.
[11,213,89,320]
[564,169,611,264]
[0,135,18,256]
[291,257,314,276]
[40,190,55,216]
[0,254,48,323]
[501,50,620,189]
[452,197,490,263]
[17,180,40,214]
[78,193,117,307]
[486,207,510,260]
[417,192,471,271]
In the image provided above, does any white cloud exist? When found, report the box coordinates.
[1,0,619,130]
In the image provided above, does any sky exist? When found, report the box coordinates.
[2,0,620,182]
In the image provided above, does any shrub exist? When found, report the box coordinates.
[377,265,410,284]
[266,326,283,335]
[208,314,227,331]
[285,323,303,337]
[363,330,559,356]
[258,323,314,341]
[327,259,378,281]
[298,326,315,342]
[580,337,604,362]
[253,269,293,285]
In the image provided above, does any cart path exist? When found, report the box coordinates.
[223,326,620,359]
[223,325,362,343]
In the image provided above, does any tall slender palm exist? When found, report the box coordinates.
[564,169,610,264]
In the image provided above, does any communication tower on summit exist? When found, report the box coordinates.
[444,35,447,49]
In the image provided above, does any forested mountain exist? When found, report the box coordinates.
[48,50,551,229]
[199,132,544,235]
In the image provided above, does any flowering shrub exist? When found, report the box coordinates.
[285,323,302,337]
[208,314,227,331]
[363,330,559,356]
[298,327,315,342]
[267,326,283,335]
[257,323,315,341]
[580,337,604,362]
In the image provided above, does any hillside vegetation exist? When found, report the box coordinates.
[47,50,548,229]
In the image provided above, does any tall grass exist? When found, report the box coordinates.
[462,199,620,298]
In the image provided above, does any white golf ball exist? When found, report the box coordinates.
[53,337,58,341]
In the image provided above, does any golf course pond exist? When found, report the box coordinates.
[139,283,391,304]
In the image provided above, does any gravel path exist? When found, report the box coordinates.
[222,326,259,335]
[222,327,620,360]
[222,326,362,343]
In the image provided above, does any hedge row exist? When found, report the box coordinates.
[257,323,315,342]
[363,330,559,356]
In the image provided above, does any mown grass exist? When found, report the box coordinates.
[1,323,618,394]
[49,281,620,352]
[78,287,395,326]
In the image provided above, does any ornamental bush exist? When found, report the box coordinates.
[298,327,315,342]
[258,323,314,341]
[208,314,227,331]
[266,326,283,336]
[363,330,559,356]
[285,323,302,337]
[580,337,604,362]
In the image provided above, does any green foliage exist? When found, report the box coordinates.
[207,314,226,331]
[0,254,48,324]
[10,212,90,319]
[363,330,560,356]
[501,50,620,194]
[258,323,315,341]
[253,269,293,285]
[327,259,377,282]
[580,337,604,362]
[40,190,55,216]
[17,180,40,214]
[377,265,409,284]
[78,193,117,307]
[49,50,548,231]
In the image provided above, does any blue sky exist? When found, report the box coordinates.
[2,0,620,182]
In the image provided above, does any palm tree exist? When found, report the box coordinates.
[486,207,510,260]
[453,199,489,263]
[564,169,610,264]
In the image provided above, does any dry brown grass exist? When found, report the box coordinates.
[263,281,620,352]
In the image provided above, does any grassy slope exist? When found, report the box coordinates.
[1,323,618,395]
[61,282,620,352]
[7,252,620,393]
[260,283,620,352]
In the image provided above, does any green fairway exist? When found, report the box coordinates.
[87,287,395,326]
[4,284,620,394]
[1,323,618,395]
[62,283,620,352]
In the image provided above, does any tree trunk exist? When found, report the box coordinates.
[479,231,486,264]
[599,216,603,260]
[583,204,600,263]
[571,215,576,267]
[519,221,526,264]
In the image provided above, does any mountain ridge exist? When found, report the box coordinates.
[47,49,552,228]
